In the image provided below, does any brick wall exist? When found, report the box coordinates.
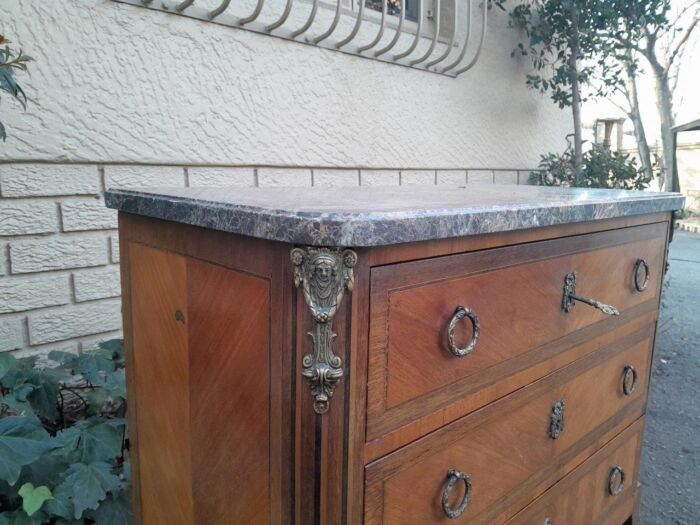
[0,163,534,357]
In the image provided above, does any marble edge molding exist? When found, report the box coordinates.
[104,188,685,247]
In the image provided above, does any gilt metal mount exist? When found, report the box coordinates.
[562,272,620,316]
[291,246,357,414]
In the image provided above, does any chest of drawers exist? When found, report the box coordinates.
[106,185,683,524]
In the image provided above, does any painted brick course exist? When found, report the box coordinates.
[401,170,436,185]
[0,273,71,313]
[0,317,25,352]
[28,299,122,345]
[10,236,109,274]
[257,168,312,187]
[61,199,118,231]
[188,167,255,187]
[105,165,185,189]
[0,200,58,235]
[313,169,360,187]
[0,164,99,197]
[73,266,122,302]
[360,170,400,186]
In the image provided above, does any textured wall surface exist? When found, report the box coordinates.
[1,0,569,356]
[1,0,569,168]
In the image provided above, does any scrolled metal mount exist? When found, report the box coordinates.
[291,246,357,414]
[441,469,472,519]
[562,272,620,316]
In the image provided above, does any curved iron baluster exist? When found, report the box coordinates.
[266,0,294,31]
[411,0,440,65]
[394,0,423,60]
[452,0,486,76]
[174,0,195,12]
[442,0,471,73]
[358,0,388,53]
[208,0,232,18]
[312,0,343,44]
[375,0,405,56]
[337,0,366,48]
[291,0,319,38]
[240,0,265,24]
[425,0,458,68]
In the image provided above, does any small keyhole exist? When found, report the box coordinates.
[175,310,185,324]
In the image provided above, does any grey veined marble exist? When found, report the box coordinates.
[105,185,685,247]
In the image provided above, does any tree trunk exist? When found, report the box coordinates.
[569,9,583,175]
[644,46,675,191]
[624,62,654,183]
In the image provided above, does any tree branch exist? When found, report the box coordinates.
[665,16,699,75]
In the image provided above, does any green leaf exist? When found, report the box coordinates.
[43,482,74,520]
[54,419,123,464]
[0,511,43,525]
[0,417,56,485]
[27,369,61,421]
[90,491,133,525]
[57,462,121,519]
[18,482,53,516]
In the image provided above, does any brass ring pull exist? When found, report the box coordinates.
[634,259,650,292]
[442,469,472,519]
[622,365,638,396]
[447,306,480,357]
[608,466,625,496]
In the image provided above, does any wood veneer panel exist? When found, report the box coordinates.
[505,418,645,525]
[364,325,655,525]
[187,258,271,524]
[367,222,667,444]
[129,243,194,524]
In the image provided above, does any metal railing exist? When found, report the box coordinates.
[111,0,487,77]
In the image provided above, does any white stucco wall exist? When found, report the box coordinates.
[2,0,569,168]
[1,0,571,356]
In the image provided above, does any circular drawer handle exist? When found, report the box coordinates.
[634,259,650,292]
[622,365,638,396]
[608,466,626,496]
[447,306,480,357]
[542,519,553,525]
[442,469,472,519]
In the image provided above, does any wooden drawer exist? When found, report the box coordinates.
[367,222,667,446]
[364,325,654,524]
[506,418,645,525]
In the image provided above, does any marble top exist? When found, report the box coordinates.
[105,185,684,247]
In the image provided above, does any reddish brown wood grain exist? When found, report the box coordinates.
[367,222,667,447]
[505,418,645,525]
[364,325,655,524]
[188,258,271,524]
[118,210,671,525]
[129,243,194,524]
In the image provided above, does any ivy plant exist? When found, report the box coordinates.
[0,340,132,524]
[0,35,32,142]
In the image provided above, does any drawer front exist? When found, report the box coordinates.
[506,418,644,525]
[367,222,667,443]
[364,326,654,525]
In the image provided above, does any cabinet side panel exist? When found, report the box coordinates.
[187,259,271,524]
[129,243,194,523]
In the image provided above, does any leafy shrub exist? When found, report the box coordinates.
[0,340,131,524]
[530,144,653,190]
